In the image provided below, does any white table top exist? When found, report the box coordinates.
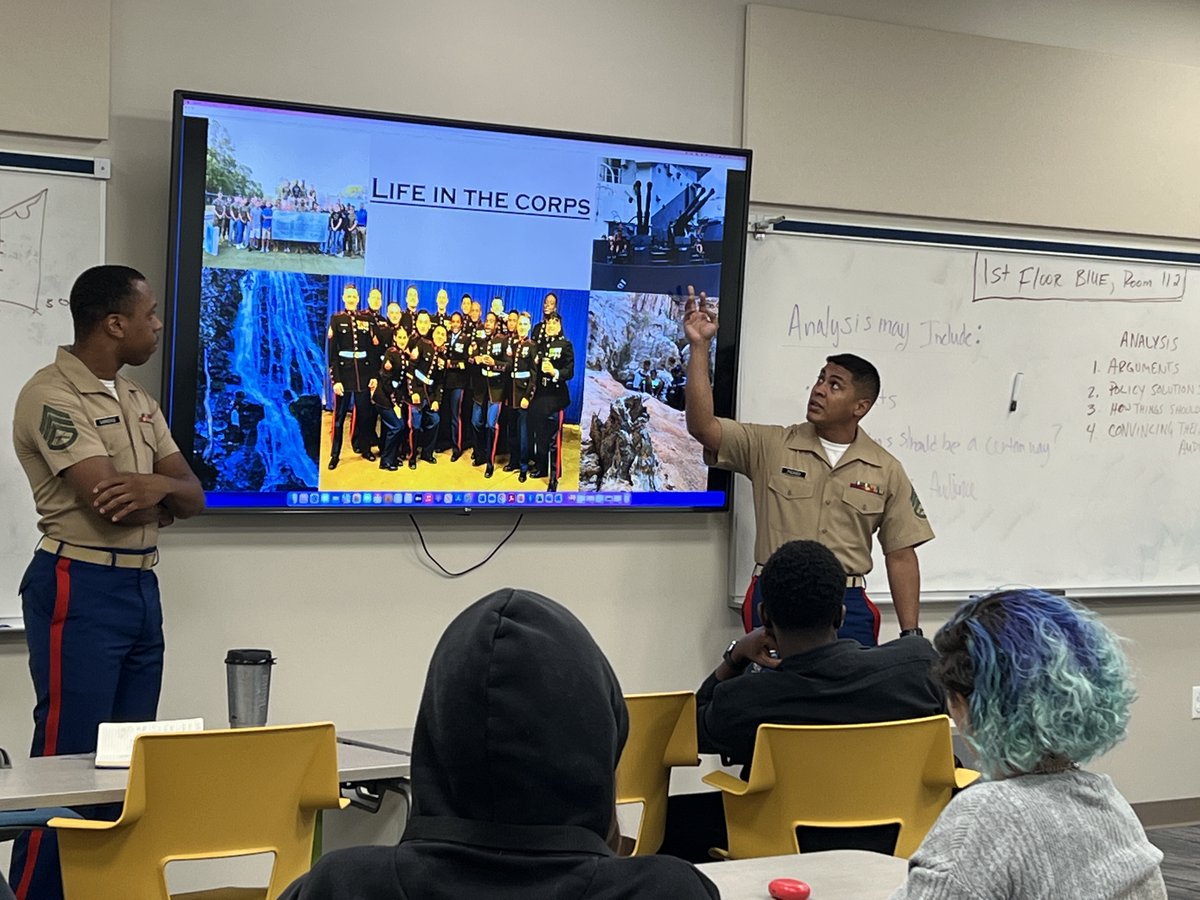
[696,850,907,900]
[336,727,414,756]
[0,739,411,811]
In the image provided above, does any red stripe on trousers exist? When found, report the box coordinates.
[554,411,564,476]
[490,406,502,460]
[45,557,72,756]
[863,589,881,642]
[455,393,463,449]
[742,574,758,633]
[16,559,73,899]
[14,829,44,900]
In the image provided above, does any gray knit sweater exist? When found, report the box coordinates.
[889,770,1166,899]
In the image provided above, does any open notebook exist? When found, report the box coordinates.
[94,718,205,768]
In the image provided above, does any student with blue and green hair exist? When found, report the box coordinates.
[891,589,1166,899]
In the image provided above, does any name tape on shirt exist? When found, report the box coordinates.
[94,415,121,426]
[780,466,807,478]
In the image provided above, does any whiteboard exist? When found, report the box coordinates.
[0,157,107,626]
[730,221,1200,600]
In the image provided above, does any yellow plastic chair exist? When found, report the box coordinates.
[49,722,349,900]
[615,691,699,856]
[703,714,980,859]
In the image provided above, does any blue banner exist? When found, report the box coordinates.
[271,211,329,243]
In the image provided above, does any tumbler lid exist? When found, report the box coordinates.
[225,648,275,665]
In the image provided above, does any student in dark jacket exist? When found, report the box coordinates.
[669,539,944,861]
[697,538,944,768]
[280,588,719,900]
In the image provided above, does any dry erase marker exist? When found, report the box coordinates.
[1009,372,1023,413]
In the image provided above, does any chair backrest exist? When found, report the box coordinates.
[615,691,698,856]
[718,715,978,859]
[53,722,346,900]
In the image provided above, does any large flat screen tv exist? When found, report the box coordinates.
[163,91,749,512]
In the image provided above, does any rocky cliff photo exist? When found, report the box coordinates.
[579,290,718,491]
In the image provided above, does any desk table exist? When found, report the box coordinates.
[335,728,413,756]
[696,849,907,899]
[0,740,411,812]
[333,729,413,819]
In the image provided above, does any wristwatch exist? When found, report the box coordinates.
[899,627,924,637]
[722,639,750,671]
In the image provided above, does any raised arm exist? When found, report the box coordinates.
[682,286,722,453]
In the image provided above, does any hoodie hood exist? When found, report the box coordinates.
[405,588,628,852]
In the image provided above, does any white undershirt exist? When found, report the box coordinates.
[100,378,118,399]
[819,436,850,468]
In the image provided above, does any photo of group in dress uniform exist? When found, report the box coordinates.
[190,268,589,495]
[317,277,588,494]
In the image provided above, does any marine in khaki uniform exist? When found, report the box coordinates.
[682,287,932,647]
[10,265,205,900]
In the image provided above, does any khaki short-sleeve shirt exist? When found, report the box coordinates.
[706,418,933,574]
[13,347,181,550]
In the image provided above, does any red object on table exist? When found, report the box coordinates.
[768,877,812,900]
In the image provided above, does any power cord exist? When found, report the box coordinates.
[409,513,523,576]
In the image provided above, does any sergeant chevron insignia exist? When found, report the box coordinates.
[40,405,78,450]
[910,487,927,519]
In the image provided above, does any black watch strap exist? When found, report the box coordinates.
[723,639,749,671]
[899,627,924,637]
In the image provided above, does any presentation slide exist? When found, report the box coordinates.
[171,96,748,511]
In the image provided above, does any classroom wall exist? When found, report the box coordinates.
[2,0,1198,814]
[0,0,110,139]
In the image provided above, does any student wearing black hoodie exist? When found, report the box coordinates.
[281,588,718,900]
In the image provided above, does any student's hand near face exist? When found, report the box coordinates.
[733,627,780,670]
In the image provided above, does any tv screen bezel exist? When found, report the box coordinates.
[162,89,750,514]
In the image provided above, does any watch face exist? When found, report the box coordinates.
[724,639,747,669]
